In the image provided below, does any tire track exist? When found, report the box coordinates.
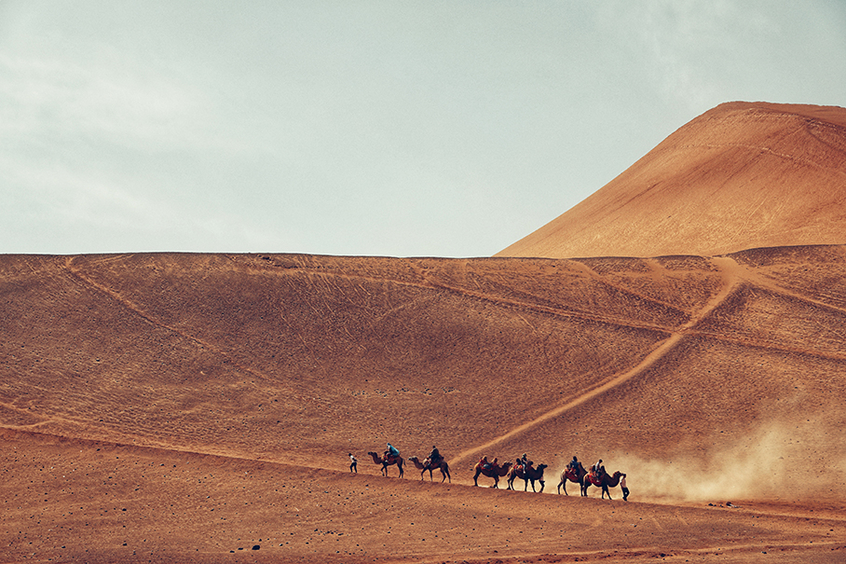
[62,257,297,394]
[450,256,741,467]
[0,425,304,469]
[242,256,686,337]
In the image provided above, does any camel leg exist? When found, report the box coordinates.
[538,480,545,493]
[473,470,480,487]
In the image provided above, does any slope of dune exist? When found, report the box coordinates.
[3,248,846,562]
[497,102,846,259]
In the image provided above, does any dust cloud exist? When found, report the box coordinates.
[611,411,846,503]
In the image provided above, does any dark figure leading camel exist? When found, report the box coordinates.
[557,463,588,496]
[408,456,451,483]
[507,463,548,492]
[367,451,404,478]
[472,460,513,488]
[582,470,624,499]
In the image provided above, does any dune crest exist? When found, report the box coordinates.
[497,101,846,259]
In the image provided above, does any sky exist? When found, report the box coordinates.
[2,1,845,258]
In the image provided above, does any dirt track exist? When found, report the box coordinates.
[3,246,846,563]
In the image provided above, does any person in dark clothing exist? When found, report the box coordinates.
[348,453,358,473]
[429,446,441,464]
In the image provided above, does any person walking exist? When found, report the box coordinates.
[620,473,629,501]
[349,453,358,473]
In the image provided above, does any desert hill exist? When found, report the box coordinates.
[497,102,846,259]
[3,247,846,562]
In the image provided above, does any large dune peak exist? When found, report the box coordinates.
[497,101,846,259]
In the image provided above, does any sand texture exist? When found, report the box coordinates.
[3,101,846,563]
[498,102,846,259]
[2,248,846,563]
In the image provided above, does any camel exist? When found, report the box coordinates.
[367,451,404,478]
[507,463,548,492]
[582,470,624,499]
[472,460,513,488]
[408,456,451,483]
[557,464,587,496]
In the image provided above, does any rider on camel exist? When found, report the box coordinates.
[520,453,532,472]
[385,443,400,461]
[591,459,604,479]
[428,445,442,467]
[567,456,580,472]
[479,456,502,471]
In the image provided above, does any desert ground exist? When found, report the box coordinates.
[2,102,846,563]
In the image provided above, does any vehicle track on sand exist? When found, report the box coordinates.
[61,257,299,396]
[0,426,305,469]
[450,256,741,468]
[237,255,688,336]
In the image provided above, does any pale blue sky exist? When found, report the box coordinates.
[2,1,845,257]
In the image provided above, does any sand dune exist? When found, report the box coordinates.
[497,102,846,259]
[2,245,846,562]
[4,102,846,563]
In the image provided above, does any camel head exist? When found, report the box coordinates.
[409,456,419,462]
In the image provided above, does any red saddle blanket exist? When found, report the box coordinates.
[587,472,604,486]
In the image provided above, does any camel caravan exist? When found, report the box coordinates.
[361,446,628,500]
